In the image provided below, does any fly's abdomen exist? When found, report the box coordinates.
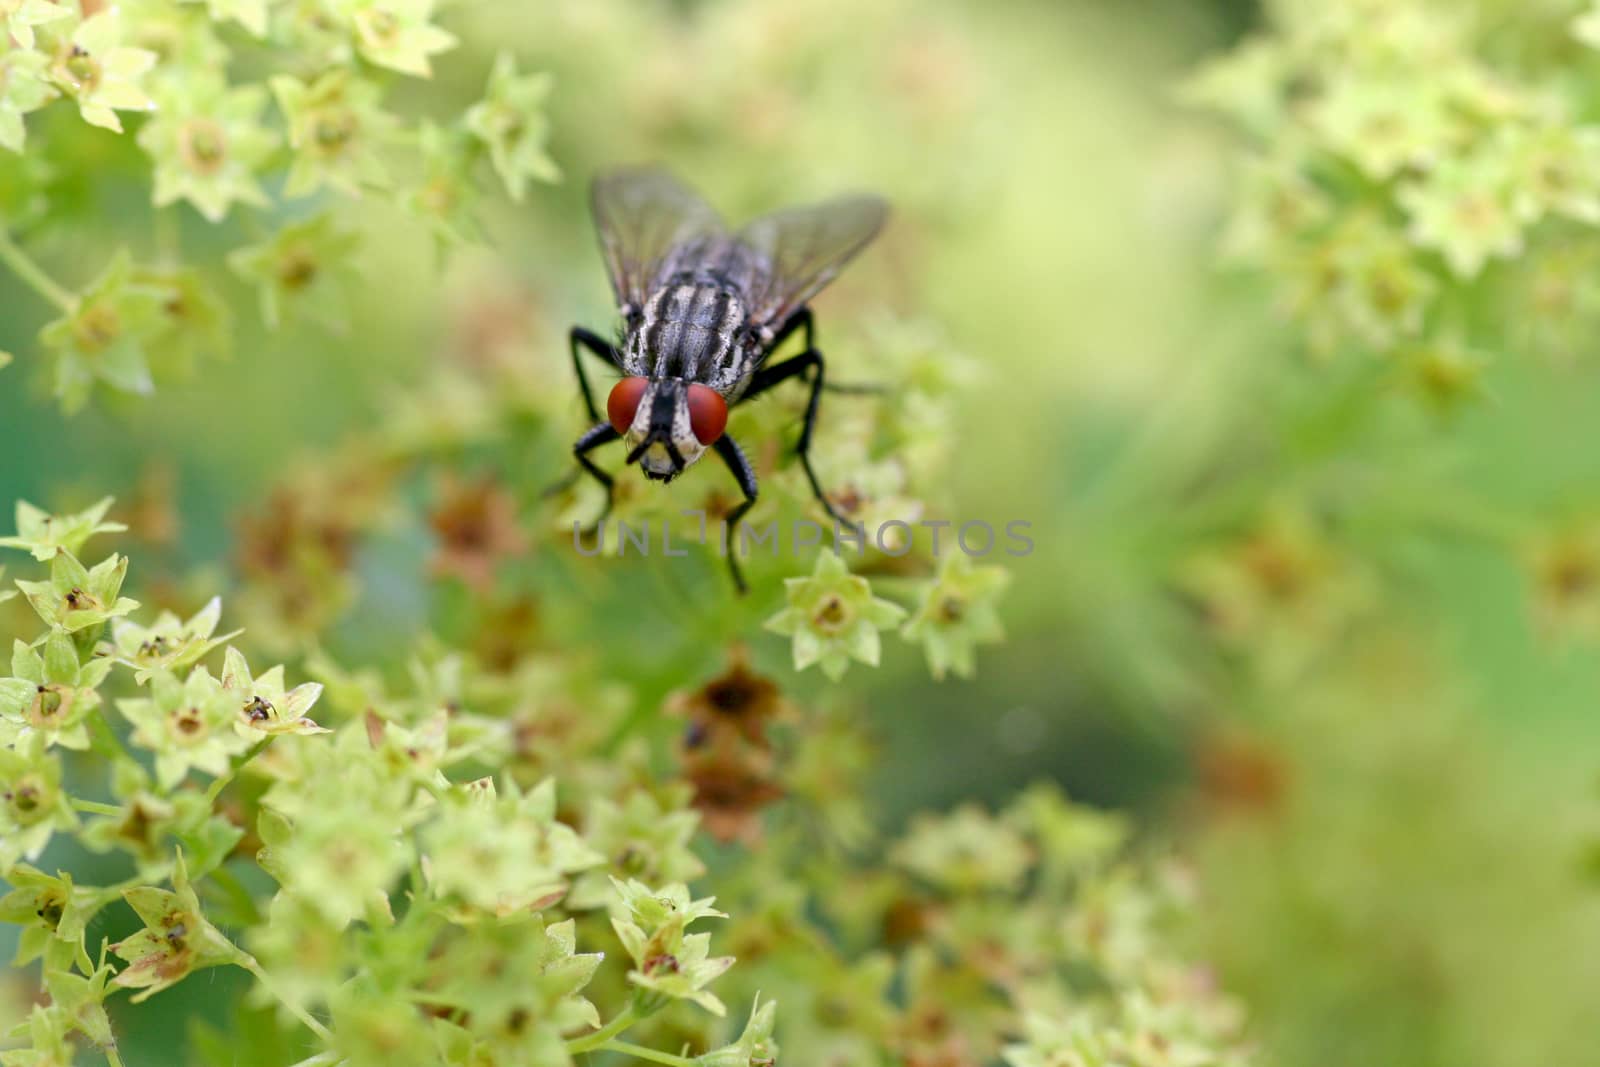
[637,282,748,388]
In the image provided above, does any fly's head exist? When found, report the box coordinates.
[607,376,728,482]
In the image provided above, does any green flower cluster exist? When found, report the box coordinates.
[0,503,1244,1066]
[1186,0,1600,382]
[0,0,557,411]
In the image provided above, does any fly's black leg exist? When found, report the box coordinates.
[570,326,622,423]
[762,308,881,394]
[571,422,621,533]
[713,435,758,595]
[738,348,847,524]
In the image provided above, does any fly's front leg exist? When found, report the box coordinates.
[571,422,621,534]
[738,348,847,524]
[713,435,758,595]
[570,326,622,423]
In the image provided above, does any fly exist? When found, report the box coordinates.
[561,166,889,593]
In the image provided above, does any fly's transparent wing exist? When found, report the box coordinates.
[591,168,725,310]
[736,195,889,334]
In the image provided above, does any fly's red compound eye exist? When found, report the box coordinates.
[607,377,650,434]
[686,384,728,445]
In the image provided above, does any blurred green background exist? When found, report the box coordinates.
[4,1,1600,1064]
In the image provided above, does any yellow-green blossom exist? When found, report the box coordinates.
[0,629,113,750]
[464,52,558,202]
[0,735,77,873]
[111,855,244,1002]
[13,550,139,633]
[109,596,237,683]
[332,0,456,77]
[0,0,70,50]
[220,646,329,737]
[137,79,277,221]
[764,551,907,680]
[901,554,1009,681]
[272,68,397,197]
[39,249,167,412]
[0,497,125,562]
[117,667,256,789]
[49,12,157,133]
[0,46,57,153]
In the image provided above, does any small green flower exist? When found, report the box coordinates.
[1313,75,1450,181]
[134,264,234,378]
[270,800,412,927]
[567,787,706,909]
[228,214,360,330]
[111,855,244,1002]
[700,995,779,1067]
[49,12,158,133]
[109,597,238,683]
[332,0,457,77]
[0,865,116,972]
[764,551,907,681]
[1399,152,1525,279]
[272,69,397,197]
[0,46,57,153]
[39,249,167,412]
[428,915,603,1059]
[1003,1012,1114,1067]
[0,497,125,561]
[901,554,1009,681]
[14,550,139,633]
[0,0,70,50]
[0,630,113,750]
[464,53,559,202]
[0,736,78,873]
[403,121,482,244]
[1504,123,1600,225]
[3,1003,75,1067]
[892,803,1033,894]
[137,78,277,222]
[117,667,256,789]
[220,647,329,737]
[609,877,733,1016]
[422,777,602,915]
[39,962,118,1054]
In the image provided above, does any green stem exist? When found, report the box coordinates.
[0,228,75,312]
[241,959,334,1042]
[566,1006,639,1054]
[598,1040,697,1067]
[104,1044,127,1067]
[204,737,272,805]
[71,798,125,817]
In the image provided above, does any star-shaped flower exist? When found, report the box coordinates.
[900,554,1010,681]
[0,44,57,153]
[13,550,139,633]
[39,249,167,412]
[0,497,125,562]
[219,646,329,737]
[117,667,256,789]
[137,78,277,222]
[464,53,559,202]
[0,0,71,50]
[49,12,157,133]
[764,551,907,681]
[272,69,397,198]
[0,629,114,750]
[111,854,244,1002]
[108,596,238,683]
